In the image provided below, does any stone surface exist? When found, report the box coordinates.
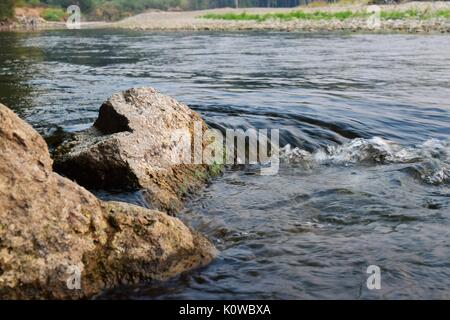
[0,103,216,299]
[54,87,217,214]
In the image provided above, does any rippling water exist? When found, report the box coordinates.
[1,30,449,299]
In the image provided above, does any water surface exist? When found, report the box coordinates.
[0,30,449,299]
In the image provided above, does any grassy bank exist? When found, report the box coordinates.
[202,9,450,22]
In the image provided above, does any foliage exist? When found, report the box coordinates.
[202,9,450,21]
[0,0,15,21]
[436,9,450,19]
[380,9,450,20]
[19,0,42,6]
[203,10,361,21]
[40,7,66,21]
[208,161,224,177]
[87,0,187,21]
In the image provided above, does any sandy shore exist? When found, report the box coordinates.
[2,2,450,33]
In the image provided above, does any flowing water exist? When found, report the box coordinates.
[1,30,449,299]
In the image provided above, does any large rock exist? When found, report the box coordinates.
[54,87,218,214]
[0,103,216,299]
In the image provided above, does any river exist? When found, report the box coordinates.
[0,30,449,299]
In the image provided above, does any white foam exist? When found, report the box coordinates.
[280,137,450,185]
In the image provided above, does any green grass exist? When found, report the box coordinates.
[436,9,450,19]
[201,9,450,22]
[202,11,360,22]
[40,7,67,22]
[381,9,450,20]
[208,161,223,177]
[380,9,420,20]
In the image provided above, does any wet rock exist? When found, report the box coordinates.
[54,88,218,214]
[0,103,216,299]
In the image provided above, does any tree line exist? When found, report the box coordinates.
[189,0,311,9]
[0,0,15,21]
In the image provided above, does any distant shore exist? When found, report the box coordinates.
[2,1,450,33]
[115,2,450,33]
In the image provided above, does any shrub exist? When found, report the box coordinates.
[40,7,67,21]
[0,0,15,21]
[90,2,123,21]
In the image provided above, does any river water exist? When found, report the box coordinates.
[0,30,449,299]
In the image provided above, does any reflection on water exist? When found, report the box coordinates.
[1,30,449,299]
[0,32,43,119]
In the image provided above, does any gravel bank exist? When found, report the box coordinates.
[114,2,450,33]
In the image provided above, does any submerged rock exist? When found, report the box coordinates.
[0,103,216,299]
[54,87,217,214]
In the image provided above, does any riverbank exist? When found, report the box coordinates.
[1,2,450,33]
[0,17,108,31]
[0,6,110,31]
[115,2,450,33]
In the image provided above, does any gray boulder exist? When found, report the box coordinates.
[54,88,218,214]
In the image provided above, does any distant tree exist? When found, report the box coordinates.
[187,0,304,9]
[0,0,15,21]
[43,0,95,11]
[2,0,319,22]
